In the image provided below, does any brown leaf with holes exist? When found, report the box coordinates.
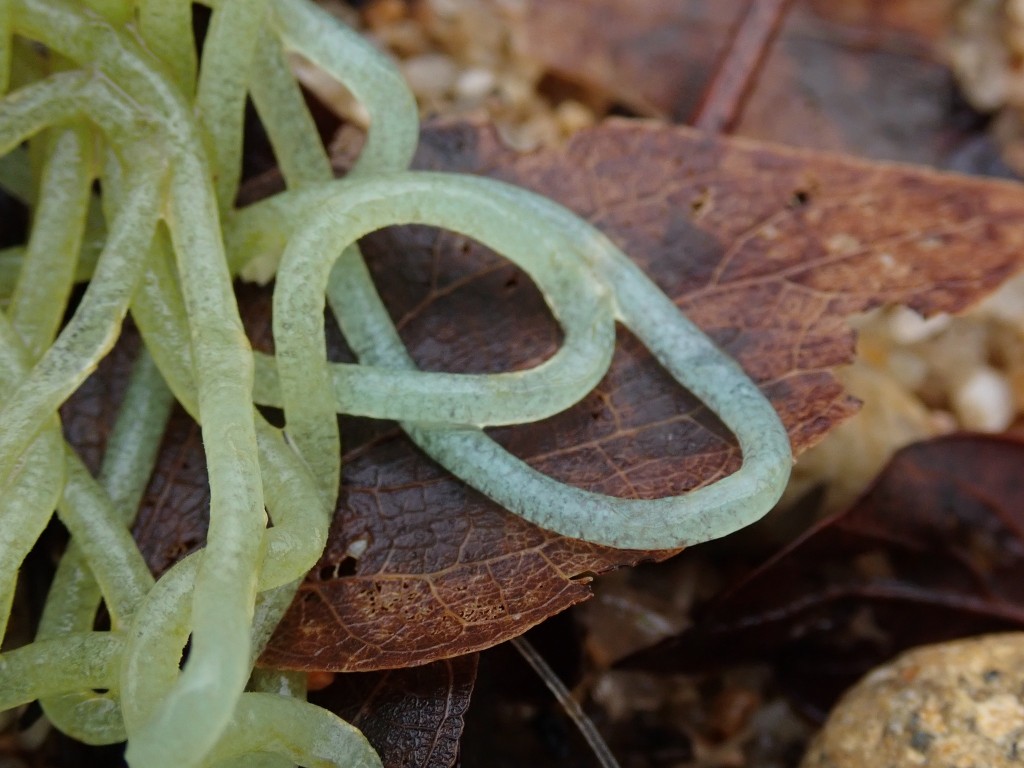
[621,433,1024,720]
[125,119,1024,672]
[310,654,477,768]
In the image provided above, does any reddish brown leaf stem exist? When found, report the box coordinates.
[691,0,795,133]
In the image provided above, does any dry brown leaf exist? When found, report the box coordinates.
[310,655,478,768]
[120,119,1024,672]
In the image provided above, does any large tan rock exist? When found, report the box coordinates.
[801,633,1024,767]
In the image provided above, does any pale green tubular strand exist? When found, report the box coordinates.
[247,24,333,190]
[137,0,198,97]
[268,0,418,177]
[195,0,270,212]
[0,634,122,711]
[202,693,381,768]
[10,123,94,359]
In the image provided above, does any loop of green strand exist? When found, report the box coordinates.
[270,172,616,502]
[267,0,418,177]
[321,175,792,549]
[201,693,381,768]
[229,190,616,427]
[225,168,791,549]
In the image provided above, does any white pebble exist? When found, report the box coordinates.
[952,366,1015,432]
[455,67,496,100]
[887,306,950,345]
[401,54,459,97]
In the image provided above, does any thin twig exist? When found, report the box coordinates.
[511,636,622,768]
[691,0,795,133]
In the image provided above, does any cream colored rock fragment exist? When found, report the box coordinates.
[801,633,1024,768]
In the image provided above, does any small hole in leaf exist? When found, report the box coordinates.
[789,189,811,208]
[317,564,336,581]
[690,189,710,215]
[317,557,358,580]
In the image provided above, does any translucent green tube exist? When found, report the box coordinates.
[137,0,197,96]
[10,123,94,359]
[195,0,270,210]
[268,0,418,177]
[247,24,333,190]
[270,173,615,500]
[0,426,62,638]
[0,634,122,711]
[0,157,163,487]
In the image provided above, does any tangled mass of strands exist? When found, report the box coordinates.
[0,0,793,764]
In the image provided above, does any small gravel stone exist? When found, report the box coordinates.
[801,633,1024,768]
